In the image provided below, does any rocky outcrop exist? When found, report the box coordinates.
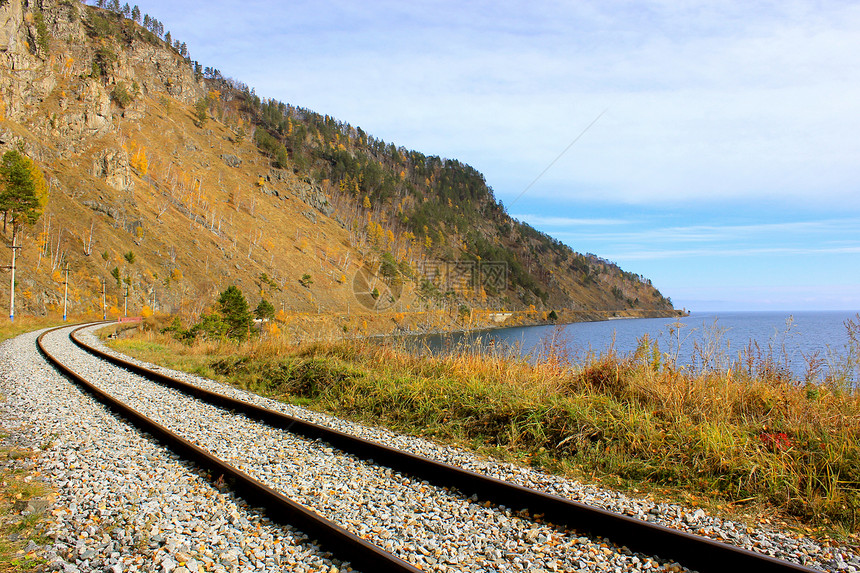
[263,169,336,218]
[221,153,242,168]
[0,0,204,158]
[291,182,335,218]
[0,0,23,53]
[92,147,133,192]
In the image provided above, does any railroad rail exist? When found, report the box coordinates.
[37,324,421,573]
[43,323,821,573]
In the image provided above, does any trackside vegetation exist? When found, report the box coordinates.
[108,313,860,537]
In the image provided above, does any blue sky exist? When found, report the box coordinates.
[127,0,860,311]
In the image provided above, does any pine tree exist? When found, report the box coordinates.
[254,298,275,321]
[131,5,140,22]
[218,286,253,341]
[0,151,45,234]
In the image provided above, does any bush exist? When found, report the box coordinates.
[111,82,133,108]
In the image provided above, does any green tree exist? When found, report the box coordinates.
[217,285,252,341]
[0,151,45,234]
[194,98,208,127]
[254,298,275,321]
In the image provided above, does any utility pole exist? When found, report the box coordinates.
[62,264,69,321]
[8,228,20,322]
[102,278,106,320]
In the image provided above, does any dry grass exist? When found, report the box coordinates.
[109,315,860,536]
[0,316,71,344]
[0,444,49,572]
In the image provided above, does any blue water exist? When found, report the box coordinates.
[411,311,860,383]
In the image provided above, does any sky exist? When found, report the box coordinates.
[128,0,860,311]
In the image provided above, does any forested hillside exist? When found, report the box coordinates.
[0,0,678,337]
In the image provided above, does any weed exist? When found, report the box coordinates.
[109,315,860,532]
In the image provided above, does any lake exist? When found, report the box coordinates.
[410,310,860,383]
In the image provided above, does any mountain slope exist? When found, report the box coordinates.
[0,0,679,335]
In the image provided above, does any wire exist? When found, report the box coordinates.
[509,108,608,207]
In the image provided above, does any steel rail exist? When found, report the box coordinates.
[71,324,822,573]
[38,325,421,573]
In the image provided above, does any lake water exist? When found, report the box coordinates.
[410,311,860,383]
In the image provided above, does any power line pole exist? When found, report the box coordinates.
[62,264,69,321]
[7,228,21,322]
[102,278,106,320]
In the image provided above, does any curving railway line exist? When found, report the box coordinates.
[34,322,824,573]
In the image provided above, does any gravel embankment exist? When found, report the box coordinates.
[81,326,860,573]
[3,323,857,572]
[44,325,687,573]
[0,328,349,573]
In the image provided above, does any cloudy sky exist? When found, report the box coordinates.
[130,0,859,311]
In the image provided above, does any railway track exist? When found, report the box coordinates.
[36,323,823,573]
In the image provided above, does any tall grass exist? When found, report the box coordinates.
[112,315,860,532]
[0,316,70,343]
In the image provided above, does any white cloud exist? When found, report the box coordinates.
[142,1,860,208]
[601,245,860,261]
[512,214,629,226]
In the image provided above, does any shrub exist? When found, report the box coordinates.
[111,82,133,108]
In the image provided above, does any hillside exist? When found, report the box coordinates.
[0,0,679,337]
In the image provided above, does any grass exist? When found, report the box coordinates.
[0,317,64,570]
[0,317,70,344]
[0,445,49,572]
[107,315,860,541]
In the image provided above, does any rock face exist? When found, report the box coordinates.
[0,0,205,159]
[221,153,242,168]
[92,147,133,192]
[0,0,23,53]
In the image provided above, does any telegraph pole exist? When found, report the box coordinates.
[102,278,106,320]
[7,228,21,322]
[62,264,69,321]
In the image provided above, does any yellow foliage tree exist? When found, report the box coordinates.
[132,147,148,177]
[363,195,371,209]
[141,305,153,318]
[27,156,49,212]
